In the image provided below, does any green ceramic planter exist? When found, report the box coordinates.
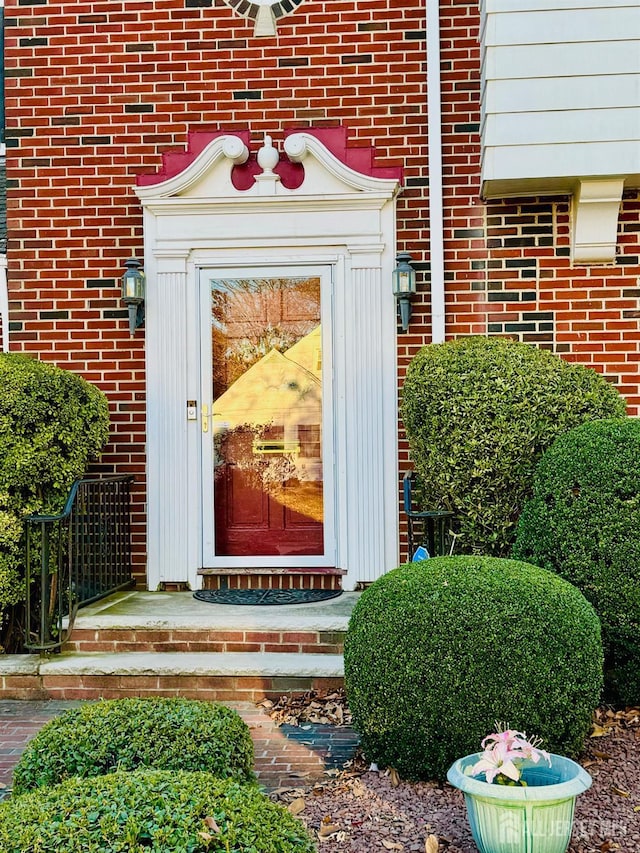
[447,753,592,853]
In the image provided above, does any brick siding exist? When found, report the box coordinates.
[5,0,640,583]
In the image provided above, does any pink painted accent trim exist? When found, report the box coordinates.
[135,126,403,188]
[284,127,404,181]
[135,129,251,186]
[230,154,305,190]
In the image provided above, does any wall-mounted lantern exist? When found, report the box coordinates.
[392,252,417,332]
[122,258,146,335]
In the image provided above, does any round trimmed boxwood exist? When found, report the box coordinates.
[513,418,640,705]
[0,770,316,853]
[344,556,603,781]
[400,336,626,556]
[12,697,254,794]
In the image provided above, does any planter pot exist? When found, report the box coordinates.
[447,753,592,853]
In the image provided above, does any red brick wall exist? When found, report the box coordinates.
[5,0,639,581]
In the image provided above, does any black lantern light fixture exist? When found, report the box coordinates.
[122,258,146,335]
[392,251,417,332]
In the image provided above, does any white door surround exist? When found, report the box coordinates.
[135,129,403,591]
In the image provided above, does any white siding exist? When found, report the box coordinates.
[481,0,640,198]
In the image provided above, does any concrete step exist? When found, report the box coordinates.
[0,652,344,702]
[63,590,357,655]
[5,591,356,702]
[64,627,346,655]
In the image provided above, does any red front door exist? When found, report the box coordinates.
[208,274,326,559]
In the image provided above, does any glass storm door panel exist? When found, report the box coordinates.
[201,269,334,564]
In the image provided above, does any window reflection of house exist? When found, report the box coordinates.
[213,327,322,486]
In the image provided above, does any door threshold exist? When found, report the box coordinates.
[198,567,346,591]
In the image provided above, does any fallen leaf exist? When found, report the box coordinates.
[261,688,353,728]
[590,724,612,738]
[592,750,614,759]
[611,786,630,797]
[203,816,220,833]
[318,823,341,838]
[425,835,439,853]
[350,779,366,797]
[198,832,213,843]
[388,767,400,787]
[288,798,306,816]
[382,841,404,850]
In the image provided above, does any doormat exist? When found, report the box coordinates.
[193,588,343,606]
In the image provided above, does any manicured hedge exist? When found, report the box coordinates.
[344,556,603,781]
[0,770,316,853]
[12,697,254,794]
[513,418,640,705]
[400,336,626,556]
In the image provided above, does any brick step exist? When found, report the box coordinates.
[198,567,347,591]
[63,627,345,655]
[0,652,344,702]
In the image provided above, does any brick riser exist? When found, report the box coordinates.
[0,675,344,703]
[201,574,344,591]
[63,628,345,655]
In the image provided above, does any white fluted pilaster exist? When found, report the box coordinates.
[334,261,398,584]
[146,264,191,585]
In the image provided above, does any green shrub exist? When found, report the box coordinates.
[0,353,109,515]
[400,336,626,556]
[0,505,23,612]
[12,697,255,793]
[0,354,110,628]
[344,556,603,781]
[0,770,316,853]
[513,418,640,705]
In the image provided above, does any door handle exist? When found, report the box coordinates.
[202,403,209,433]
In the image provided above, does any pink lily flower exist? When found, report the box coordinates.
[471,741,521,784]
[481,728,526,750]
[470,724,552,784]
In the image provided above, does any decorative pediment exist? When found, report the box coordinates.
[135,128,403,202]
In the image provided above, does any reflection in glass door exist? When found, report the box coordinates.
[206,274,327,559]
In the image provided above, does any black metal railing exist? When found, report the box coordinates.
[403,470,455,560]
[25,475,135,653]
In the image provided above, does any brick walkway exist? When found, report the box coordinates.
[0,700,360,799]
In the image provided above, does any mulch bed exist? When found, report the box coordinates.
[264,693,640,853]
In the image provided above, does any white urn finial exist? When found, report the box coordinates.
[257,134,280,174]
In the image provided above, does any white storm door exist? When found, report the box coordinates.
[199,265,336,568]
